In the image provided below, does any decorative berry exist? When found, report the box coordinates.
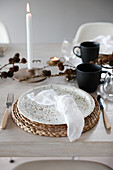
[1,72,8,78]
[7,71,14,77]
[21,58,27,64]
[13,65,19,72]
[9,58,14,64]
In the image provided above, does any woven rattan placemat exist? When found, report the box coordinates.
[11,96,100,137]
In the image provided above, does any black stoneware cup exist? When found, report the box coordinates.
[73,41,100,62]
[76,63,107,93]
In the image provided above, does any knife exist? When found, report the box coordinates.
[97,95,111,130]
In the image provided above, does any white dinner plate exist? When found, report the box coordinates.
[17,84,95,125]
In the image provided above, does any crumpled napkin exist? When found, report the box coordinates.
[91,35,113,54]
[27,89,84,142]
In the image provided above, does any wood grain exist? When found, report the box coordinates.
[0,108,9,129]
[102,109,111,130]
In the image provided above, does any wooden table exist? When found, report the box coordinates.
[0,43,113,157]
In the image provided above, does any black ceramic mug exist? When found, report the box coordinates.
[73,41,100,62]
[76,63,107,93]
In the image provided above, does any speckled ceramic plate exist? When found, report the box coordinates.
[17,84,95,125]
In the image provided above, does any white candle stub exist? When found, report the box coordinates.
[26,3,33,70]
[50,57,60,61]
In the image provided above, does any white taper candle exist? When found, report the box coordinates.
[26,3,33,70]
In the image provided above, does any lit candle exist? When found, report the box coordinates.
[26,3,33,70]
[50,57,60,61]
[50,57,60,65]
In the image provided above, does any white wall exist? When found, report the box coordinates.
[0,0,113,43]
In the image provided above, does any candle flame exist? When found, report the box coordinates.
[26,3,30,13]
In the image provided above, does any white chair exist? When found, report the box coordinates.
[12,160,112,170]
[73,22,113,44]
[0,22,10,44]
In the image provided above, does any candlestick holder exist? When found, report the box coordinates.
[13,68,46,83]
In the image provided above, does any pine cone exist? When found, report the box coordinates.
[43,70,51,76]
[14,53,20,58]
[9,58,14,64]
[65,69,73,75]
[14,56,20,63]
[7,71,14,77]
[13,65,19,72]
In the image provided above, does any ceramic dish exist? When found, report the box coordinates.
[17,84,95,125]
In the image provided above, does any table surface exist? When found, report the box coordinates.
[0,43,113,157]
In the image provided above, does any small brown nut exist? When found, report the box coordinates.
[59,65,64,71]
[57,62,63,67]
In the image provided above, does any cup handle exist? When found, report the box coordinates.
[99,71,111,84]
[73,46,81,58]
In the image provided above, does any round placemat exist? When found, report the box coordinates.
[11,96,100,137]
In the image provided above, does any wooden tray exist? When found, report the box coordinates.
[11,96,100,137]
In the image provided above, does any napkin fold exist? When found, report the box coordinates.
[27,89,84,142]
[91,35,113,54]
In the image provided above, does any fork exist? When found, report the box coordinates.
[0,93,14,129]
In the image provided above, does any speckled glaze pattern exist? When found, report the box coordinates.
[17,84,95,125]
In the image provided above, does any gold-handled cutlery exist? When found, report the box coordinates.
[0,93,14,129]
[97,95,111,130]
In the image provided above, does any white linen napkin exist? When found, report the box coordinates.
[91,35,113,54]
[27,89,84,142]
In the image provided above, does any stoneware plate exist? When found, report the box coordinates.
[17,84,95,125]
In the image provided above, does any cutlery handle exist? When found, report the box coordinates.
[102,109,111,130]
[0,108,9,129]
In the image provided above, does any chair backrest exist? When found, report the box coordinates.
[0,22,10,44]
[73,22,113,44]
[12,160,112,170]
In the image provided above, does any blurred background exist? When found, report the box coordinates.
[0,0,113,43]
